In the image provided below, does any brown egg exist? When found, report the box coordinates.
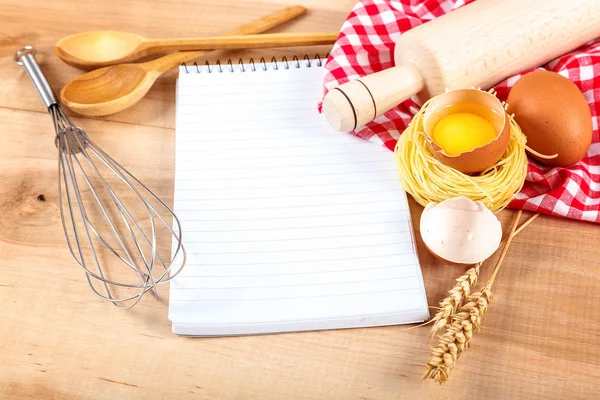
[423,89,510,175]
[507,70,592,167]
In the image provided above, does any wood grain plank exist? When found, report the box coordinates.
[1,1,600,399]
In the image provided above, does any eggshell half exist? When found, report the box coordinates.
[506,70,592,167]
[423,89,510,174]
[420,197,502,265]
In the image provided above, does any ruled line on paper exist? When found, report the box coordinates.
[180,232,412,244]
[183,242,413,255]
[174,169,398,181]
[181,248,414,265]
[178,107,319,115]
[176,114,323,122]
[176,123,326,132]
[175,141,380,152]
[174,252,416,266]
[175,153,394,164]
[175,210,409,222]
[182,230,409,243]
[180,220,409,232]
[172,274,420,290]
[169,288,423,302]
[177,98,320,106]
[178,189,404,201]
[176,261,418,278]
[177,115,322,123]
[175,177,400,190]
[178,91,320,99]
[173,199,406,212]
[175,160,392,171]
[178,80,325,88]
[177,217,410,233]
[177,132,331,141]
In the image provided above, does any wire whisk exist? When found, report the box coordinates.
[16,46,185,309]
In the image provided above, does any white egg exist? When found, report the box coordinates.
[420,197,502,265]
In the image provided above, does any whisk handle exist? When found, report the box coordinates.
[15,46,58,109]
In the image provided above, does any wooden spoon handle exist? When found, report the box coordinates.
[146,6,307,73]
[144,32,338,53]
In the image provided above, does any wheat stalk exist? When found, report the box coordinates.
[423,210,539,384]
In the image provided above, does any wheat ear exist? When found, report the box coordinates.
[424,210,534,384]
[429,263,481,335]
[423,285,493,383]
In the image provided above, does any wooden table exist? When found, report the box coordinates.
[1,1,599,399]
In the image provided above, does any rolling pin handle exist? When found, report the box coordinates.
[322,63,424,132]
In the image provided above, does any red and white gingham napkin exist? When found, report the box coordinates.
[320,0,600,223]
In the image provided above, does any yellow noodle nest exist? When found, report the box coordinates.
[394,99,528,212]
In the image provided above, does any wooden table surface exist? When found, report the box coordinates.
[1,1,599,399]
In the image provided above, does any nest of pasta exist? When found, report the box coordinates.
[394,97,528,212]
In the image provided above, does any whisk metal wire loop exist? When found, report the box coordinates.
[16,47,186,309]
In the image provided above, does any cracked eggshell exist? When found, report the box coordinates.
[420,197,502,265]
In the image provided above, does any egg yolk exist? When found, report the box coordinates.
[433,113,497,156]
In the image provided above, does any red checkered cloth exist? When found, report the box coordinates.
[320,0,600,223]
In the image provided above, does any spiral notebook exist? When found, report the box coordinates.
[169,56,429,336]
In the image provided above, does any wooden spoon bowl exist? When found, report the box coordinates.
[60,63,156,116]
[55,31,147,70]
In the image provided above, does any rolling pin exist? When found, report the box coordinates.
[322,0,600,132]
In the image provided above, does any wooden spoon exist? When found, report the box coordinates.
[60,6,310,117]
[56,31,337,69]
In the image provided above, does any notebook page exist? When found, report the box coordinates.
[169,62,429,336]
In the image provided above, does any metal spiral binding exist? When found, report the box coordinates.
[180,53,329,73]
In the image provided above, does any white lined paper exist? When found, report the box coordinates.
[169,62,429,336]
